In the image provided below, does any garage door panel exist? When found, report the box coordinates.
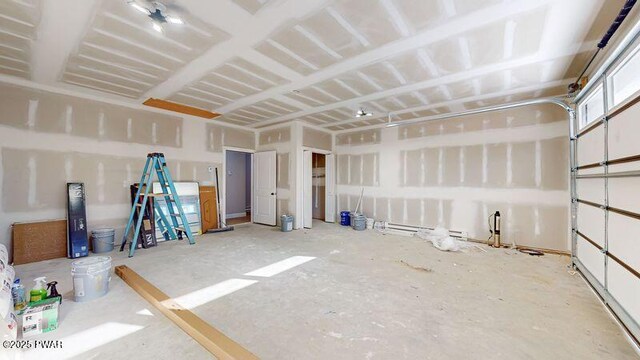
[577,126,605,166]
[576,178,605,204]
[608,211,640,271]
[607,259,640,326]
[577,237,605,285]
[577,203,605,247]
[608,100,640,161]
[609,177,640,214]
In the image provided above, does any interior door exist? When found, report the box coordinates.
[199,186,218,231]
[253,151,276,226]
[303,150,312,228]
[325,154,336,223]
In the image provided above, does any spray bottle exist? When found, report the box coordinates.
[47,281,61,304]
[29,277,48,303]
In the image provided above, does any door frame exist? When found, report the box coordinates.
[300,147,332,228]
[222,146,255,226]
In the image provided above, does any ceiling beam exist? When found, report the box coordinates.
[31,0,100,84]
[247,42,592,128]
[144,0,327,101]
[217,0,559,115]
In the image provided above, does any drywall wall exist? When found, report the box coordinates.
[225,150,249,217]
[303,127,332,151]
[0,81,255,258]
[335,104,570,251]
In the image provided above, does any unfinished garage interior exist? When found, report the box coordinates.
[0,0,639,358]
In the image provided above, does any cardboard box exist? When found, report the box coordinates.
[20,298,59,338]
[67,183,89,259]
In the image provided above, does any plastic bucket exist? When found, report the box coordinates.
[280,215,294,232]
[351,214,366,231]
[366,218,374,230]
[91,228,115,253]
[340,211,351,226]
[71,256,112,302]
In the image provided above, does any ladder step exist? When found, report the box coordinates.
[139,193,174,197]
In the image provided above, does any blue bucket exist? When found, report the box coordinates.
[340,211,351,226]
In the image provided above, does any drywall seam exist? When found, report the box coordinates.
[336,122,566,155]
[0,126,223,164]
[0,74,256,132]
[336,185,566,206]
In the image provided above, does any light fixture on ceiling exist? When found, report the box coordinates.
[127,1,184,33]
[355,108,372,117]
[386,113,399,127]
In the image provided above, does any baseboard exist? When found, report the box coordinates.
[226,212,247,219]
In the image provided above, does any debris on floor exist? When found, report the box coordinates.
[400,260,433,273]
[415,227,475,252]
[519,249,545,256]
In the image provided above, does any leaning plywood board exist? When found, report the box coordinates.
[115,265,258,360]
[199,186,219,232]
[12,220,67,265]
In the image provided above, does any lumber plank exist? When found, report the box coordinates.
[115,265,259,360]
[143,98,221,119]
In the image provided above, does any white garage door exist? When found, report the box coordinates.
[573,40,640,343]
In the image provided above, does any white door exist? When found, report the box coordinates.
[253,151,277,226]
[303,150,312,228]
[325,154,336,222]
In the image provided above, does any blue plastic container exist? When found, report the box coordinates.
[340,211,351,226]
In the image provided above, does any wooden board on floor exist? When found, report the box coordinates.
[199,186,219,232]
[115,265,258,360]
[12,220,67,264]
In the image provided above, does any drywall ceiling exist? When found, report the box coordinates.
[0,0,628,130]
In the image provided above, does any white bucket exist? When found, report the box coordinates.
[366,218,374,230]
[71,256,112,302]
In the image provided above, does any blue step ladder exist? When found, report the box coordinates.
[120,153,194,257]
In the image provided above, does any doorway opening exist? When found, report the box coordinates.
[312,153,326,220]
[303,150,335,229]
[225,150,252,225]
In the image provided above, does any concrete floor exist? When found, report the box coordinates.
[10,221,639,360]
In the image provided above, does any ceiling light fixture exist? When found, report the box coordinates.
[127,1,184,33]
[355,108,372,117]
[166,16,183,24]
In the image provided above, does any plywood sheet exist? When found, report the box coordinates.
[200,186,219,232]
[12,220,67,265]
